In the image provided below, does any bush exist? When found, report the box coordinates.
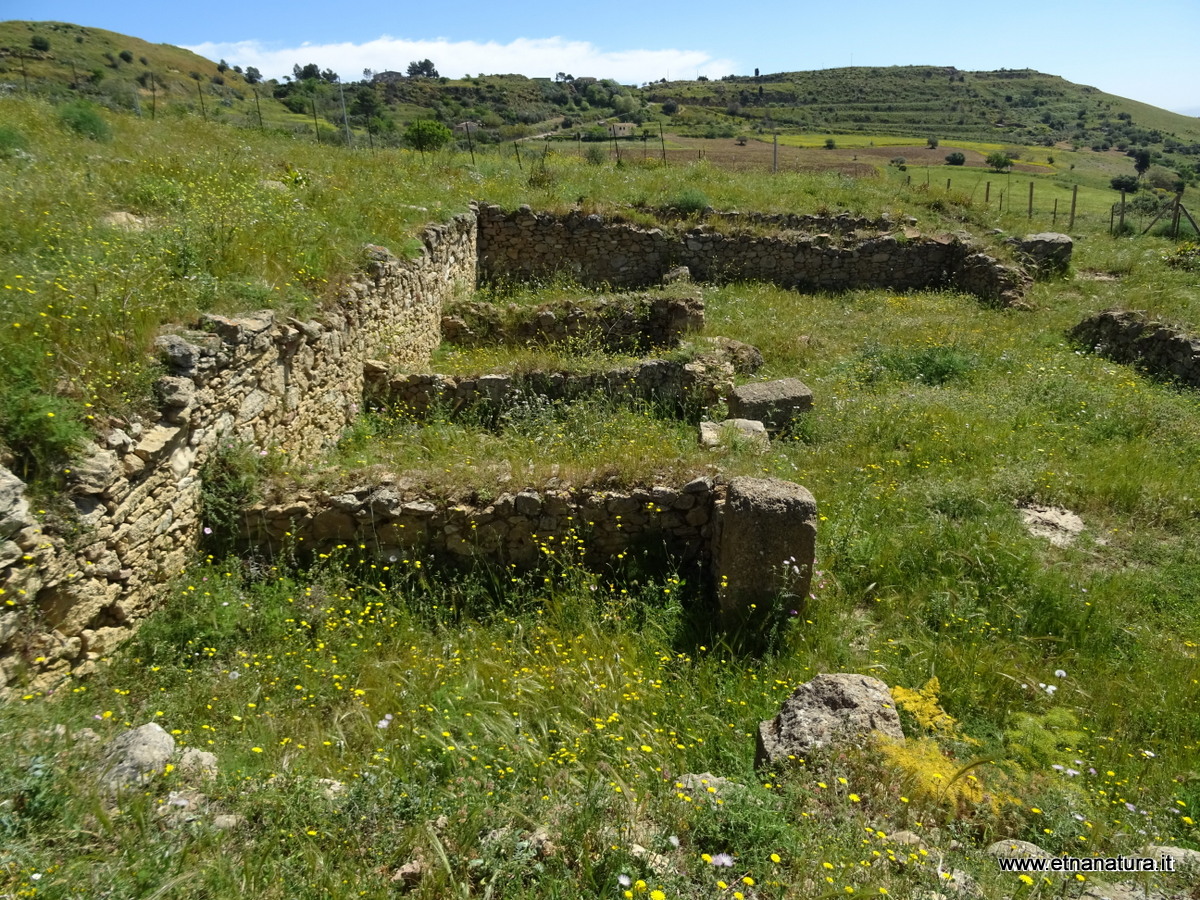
[944,152,966,166]
[119,50,134,64]
[927,136,939,149]
[403,119,452,153]
[824,137,837,149]
[57,101,111,141]
[30,36,50,52]
[670,188,710,214]
[584,144,607,166]
[0,125,28,159]
[985,151,1013,172]
[1110,174,1140,193]
[661,99,679,115]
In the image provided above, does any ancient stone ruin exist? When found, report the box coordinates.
[0,203,1042,697]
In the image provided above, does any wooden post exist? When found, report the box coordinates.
[946,178,951,191]
[773,132,778,173]
[985,181,991,204]
[513,141,523,171]
[660,123,666,162]
[906,175,911,185]
[1110,205,1115,234]
[1172,195,1183,239]
[610,125,620,164]
[1053,198,1058,225]
[198,81,207,121]
[252,87,262,129]
[999,190,1003,213]
[1028,181,1034,219]
[1118,191,1126,233]
[1069,184,1078,230]
[311,99,319,143]
[465,124,475,165]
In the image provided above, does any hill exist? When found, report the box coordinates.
[645,66,1200,183]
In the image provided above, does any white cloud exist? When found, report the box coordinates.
[184,35,737,84]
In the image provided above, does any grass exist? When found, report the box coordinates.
[6,86,1200,899]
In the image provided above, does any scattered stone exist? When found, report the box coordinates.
[100,722,175,792]
[674,772,746,804]
[756,673,905,768]
[727,378,813,432]
[714,477,817,617]
[391,854,427,889]
[704,336,765,374]
[662,265,691,284]
[155,789,208,824]
[699,418,770,453]
[212,813,245,830]
[1018,503,1084,548]
[317,778,348,801]
[886,830,926,847]
[178,748,218,781]
[100,211,150,231]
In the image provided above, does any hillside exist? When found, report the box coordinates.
[646,66,1200,183]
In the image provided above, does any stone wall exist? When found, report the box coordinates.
[1071,308,1200,387]
[442,290,704,351]
[0,215,476,696]
[476,204,1029,306]
[365,354,736,421]
[239,475,815,614]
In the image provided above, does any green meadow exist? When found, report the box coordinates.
[2,81,1200,900]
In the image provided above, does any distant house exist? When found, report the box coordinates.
[606,122,636,137]
[453,121,483,135]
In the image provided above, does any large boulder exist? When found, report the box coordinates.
[755,673,905,768]
[727,378,813,432]
[713,477,816,616]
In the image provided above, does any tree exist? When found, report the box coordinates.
[293,63,321,81]
[407,59,438,78]
[244,67,262,85]
[404,119,452,155]
[1131,147,1152,179]
[985,151,1013,172]
[927,136,939,149]
[661,99,679,115]
[30,35,50,52]
[944,152,966,166]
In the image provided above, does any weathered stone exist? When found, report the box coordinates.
[714,477,816,616]
[1013,233,1073,277]
[727,378,813,432]
[699,419,770,453]
[755,673,905,768]
[69,447,121,496]
[100,722,176,791]
[178,747,219,781]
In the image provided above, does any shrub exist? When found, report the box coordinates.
[669,188,710,214]
[944,152,965,166]
[661,99,679,115]
[119,50,134,64]
[57,100,111,141]
[927,136,939,149]
[403,119,452,154]
[1110,174,1139,193]
[824,137,837,149]
[584,143,607,166]
[0,124,28,159]
[889,156,907,170]
[30,36,50,52]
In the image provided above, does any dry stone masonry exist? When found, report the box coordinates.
[1,202,1034,698]
[477,204,1030,306]
[0,215,476,696]
[1071,308,1200,387]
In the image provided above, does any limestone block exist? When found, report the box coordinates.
[727,379,813,433]
[714,477,816,616]
[699,419,770,453]
[755,673,904,768]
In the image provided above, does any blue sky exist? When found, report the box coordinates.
[6,0,1199,114]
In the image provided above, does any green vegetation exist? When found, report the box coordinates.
[5,27,1200,900]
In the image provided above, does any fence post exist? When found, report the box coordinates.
[985,181,991,204]
[1028,182,1034,219]
[946,178,951,191]
[513,142,523,171]
[1118,191,1126,233]
[1069,184,1078,230]
[1053,198,1058,225]
[198,81,208,121]
[311,99,319,142]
